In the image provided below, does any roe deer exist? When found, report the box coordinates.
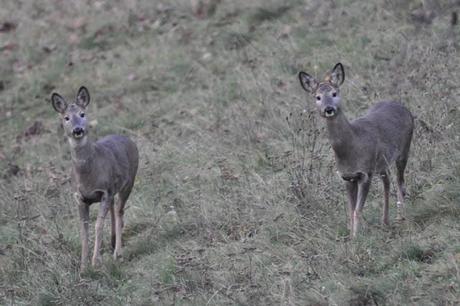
[298,63,414,238]
[51,87,139,269]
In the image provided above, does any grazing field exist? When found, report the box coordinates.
[0,0,459,305]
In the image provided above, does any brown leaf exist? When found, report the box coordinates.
[217,159,239,181]
[69,17,87,31]
[0,42,18,52]
[4,163,20,179]
[191,0,221,19]
[68,33,80,45]
[24,121,44,138]
[410,8,435,24]
[0,21,17,33]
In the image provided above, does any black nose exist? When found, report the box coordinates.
[73,127,84,135]
[323,106,337,117]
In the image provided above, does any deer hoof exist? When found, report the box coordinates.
[113,249,123,260]
[91,256,102,267]
[80,263,88,274]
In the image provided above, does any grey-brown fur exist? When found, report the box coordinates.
[299,63,413,238]
[51,87,139,270]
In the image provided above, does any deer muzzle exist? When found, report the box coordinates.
[72,127,85,138]
[323,106,336,117]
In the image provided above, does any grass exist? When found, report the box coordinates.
[1,0,460,305]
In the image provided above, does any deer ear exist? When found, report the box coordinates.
[298,71,319,93]
[76,86,90,108]
[329,63,345,86]
[51,93,68,114]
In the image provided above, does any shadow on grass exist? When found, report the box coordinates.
[248,5,291,27]
[349,283,384,306]
[411,202,460,226]
[400,243,437,264]
[124,225,186,262]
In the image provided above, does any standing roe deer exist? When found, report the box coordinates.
[298,63,414,238]
[51,87,139,269]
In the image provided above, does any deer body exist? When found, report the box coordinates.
[299,64,413,238]
[72,135,138,205]
[52,87,139,270]
[330,101,413,177]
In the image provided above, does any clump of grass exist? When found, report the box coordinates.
[246,5,291,26]
[37,291,58,306]
[401,244,435,264]
[159,256,176,285]
[349,283,384,306]
[125,237,159,261]
[80,266,105,281]
[105,259,125,281]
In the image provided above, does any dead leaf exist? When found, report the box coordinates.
[69,17,87,30]
[42,45,56,53]
[0,21,17,33]
[191,0,221,19]
[23,121,44,138]
[4,163,20,179]
[217,159,239,181]
[410,8,435,24]
[0,42,18,52]
[128,73,137,81]
[68,33,80,45]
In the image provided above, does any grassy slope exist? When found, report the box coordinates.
[0,0,459,305]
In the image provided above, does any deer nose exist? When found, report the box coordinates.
[72,127,85,137]
[324,106,336,117]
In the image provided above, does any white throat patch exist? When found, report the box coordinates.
[69,136,88,149]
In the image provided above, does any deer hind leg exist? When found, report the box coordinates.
[395,157,408,221]
[380,172,390,226]
[352,174,372,238]
[113,185,133,259]
[92,195,112,267]
[345,181,358,233]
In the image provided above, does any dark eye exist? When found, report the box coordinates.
[80,113,85,118]
[64,116,70,121]
[332,92,337,97]
[316,96,321,101]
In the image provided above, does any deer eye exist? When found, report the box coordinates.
[332,92,337,97]
[80,113,85,118]
[316,96,321,101]
[64,116,70,121]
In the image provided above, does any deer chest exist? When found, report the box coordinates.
[79,190,104,205]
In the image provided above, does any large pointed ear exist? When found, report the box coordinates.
[298,71,319,93]
[76,86,90,108]
[51,93,68,114]
[327,63,345,87]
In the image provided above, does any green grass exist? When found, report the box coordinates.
[1,0,460,305]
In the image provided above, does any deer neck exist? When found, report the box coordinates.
[69,136,94,173]
[325,109,356,159]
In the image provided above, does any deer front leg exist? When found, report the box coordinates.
[92,194,112,267]
[110,205,116,251]
[345,181,357,233]
[352,174,372,238]
[76,194,89,271]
